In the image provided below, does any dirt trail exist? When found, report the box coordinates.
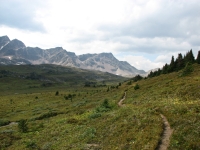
[118,92,126,106]
[156,114,173,150]
[117,92,173,150]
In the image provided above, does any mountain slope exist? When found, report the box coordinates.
[0,64,126,95]
[0,63,199,149]
[0,35,145,76]
[78,53,145,75]
[0,35,10,50]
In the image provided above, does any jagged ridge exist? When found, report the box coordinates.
[0,35,145,76]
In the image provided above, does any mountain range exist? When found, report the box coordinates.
[0,35,145,76]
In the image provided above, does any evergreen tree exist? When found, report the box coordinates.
[156,68,162,76]
[185,49,195,64]
[148,71,153,78]
[196,50,200,64]
[189,49,195,63]
[175,53,184,71]
[169,56,175,72]
[162,63,169,74]
[132,75,143,82]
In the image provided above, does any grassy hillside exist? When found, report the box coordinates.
[0,64,126,95]
[0,64,200,149]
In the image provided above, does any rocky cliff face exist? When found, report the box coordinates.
[0,35,145,76]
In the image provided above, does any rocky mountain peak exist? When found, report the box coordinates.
[3,39,26,51]
[0,35,10,49]
[98,52,114,58]
[0,35,146,77]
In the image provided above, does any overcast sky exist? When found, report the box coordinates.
[0,0,200,71]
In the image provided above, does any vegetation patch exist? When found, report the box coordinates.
[0,119,10,127]
[34,112,58,120]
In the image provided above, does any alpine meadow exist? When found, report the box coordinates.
[0,50,200,149]
[0,0,200,149]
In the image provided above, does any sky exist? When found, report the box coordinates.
[0,0,200,71]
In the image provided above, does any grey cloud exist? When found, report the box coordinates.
[98,1,200,39]
[96,0,200,54]
[0,0,45,32]
[69,34,96,44]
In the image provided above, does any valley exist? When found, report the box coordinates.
[1,1,200,149]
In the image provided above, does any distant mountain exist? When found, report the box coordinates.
[0,35,146,76]
[146,68,159,76]
[0,36,10,50]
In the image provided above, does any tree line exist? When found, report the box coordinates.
[148,50,200,78]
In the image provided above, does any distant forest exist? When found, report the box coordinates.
[148,50,200,78]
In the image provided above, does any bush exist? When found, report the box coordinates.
[64,94,74,101]
[55,91,59,96]
[107,87,110,92]
[127,81,132,85]
[41,142,52,150]
[18,119,28,133]
[134,84,140,90]
[180,63,194,76]
[95,99,112,112]
[25,140,38,149]
[0,131,19,149]
[88,113,101,119]
[0,119,10,127]
[81,127,96,140]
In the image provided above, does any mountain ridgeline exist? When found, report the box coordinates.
[0,35,145,77]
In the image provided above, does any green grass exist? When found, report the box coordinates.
[0,64,200,149]
[0,64,126,95]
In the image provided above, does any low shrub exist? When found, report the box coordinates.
[0,119,10,127]
[55,91,59,96]
[95,99,112,113]
[134,84,140,90]
[35,112,58,120]
[180,62,194,76]
[25,140,38,149]
[81,127,96,140]
[18,119,28,133]
[41,142,52,150]
[88,113,101,119]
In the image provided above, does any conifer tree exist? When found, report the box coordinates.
[169,56,175,72]
[189,49,195,63]
[162,63,169,74]
[175,53,184,71]
[196,50,200,64]
[185,49,195,64]
[148,71,153,78]
[156,68,162,76]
